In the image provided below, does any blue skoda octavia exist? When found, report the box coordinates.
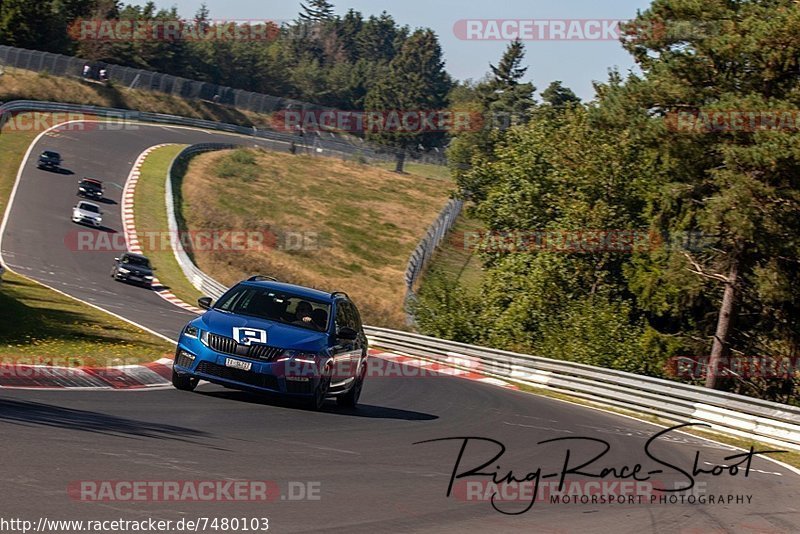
[172,276,369,409]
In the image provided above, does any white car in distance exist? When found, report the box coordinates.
[72,200,103,227]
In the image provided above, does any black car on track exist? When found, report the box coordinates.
[111,253,155,288]
[77,178,104,200]
[37,150,62,170]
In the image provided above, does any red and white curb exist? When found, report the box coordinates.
[120,145,204,314]
[0,359,174,390]
[369,350,519,390]
[0,351,520,390]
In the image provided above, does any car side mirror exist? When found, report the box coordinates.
[197,297,212,310]
[337,327,358,341]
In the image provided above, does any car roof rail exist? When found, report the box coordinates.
[247,275,279,282]
[331,291,349,300]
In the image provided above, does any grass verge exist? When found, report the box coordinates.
[0,113,174,365]
[133,144,204,306]
[178,148,454,327]
[0,273,173,365]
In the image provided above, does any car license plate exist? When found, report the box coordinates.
[130,276,141,281]
[225,358,252,371]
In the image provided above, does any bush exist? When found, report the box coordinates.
[215,149,259,182]
[411,270,484,345]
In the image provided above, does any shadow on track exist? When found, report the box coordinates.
[196,390,438,421]
[0,397,210,441]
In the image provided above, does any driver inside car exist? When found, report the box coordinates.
[292,301,314,326]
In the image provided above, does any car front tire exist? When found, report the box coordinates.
[307,372,331,410]
[172,368,199,391]
[337,361,366,408]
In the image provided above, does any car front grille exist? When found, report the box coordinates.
[206,332,283,361]
[196,361,279,391]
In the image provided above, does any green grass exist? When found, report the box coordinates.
[0,113,175,365]
[133,144,204,306]
[0,273,174,365]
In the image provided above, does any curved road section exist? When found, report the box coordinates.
[1,121,799,533]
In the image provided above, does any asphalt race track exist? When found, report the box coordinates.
[1,122,799,533]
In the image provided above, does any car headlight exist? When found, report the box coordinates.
[118,267,130,274]
[183,325,199,339]
[144,275,153,280]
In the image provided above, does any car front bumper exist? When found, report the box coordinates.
[173,341,319,397]
[72,216,101,227]
[114,271,152,285]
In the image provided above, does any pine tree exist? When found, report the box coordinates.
[622,0,800,390]
[364,29,451,172]
[298,0,335,23]
[450,40,536,200]
[541,81,580,110]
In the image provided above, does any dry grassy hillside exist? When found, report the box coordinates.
[180,148,454,327]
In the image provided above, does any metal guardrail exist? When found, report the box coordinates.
[0,100,394,162]
[0,99,430,165]
[404,198,463,297]
[364,326,800,451]
[0,45,447,166]
[165,144,234,300]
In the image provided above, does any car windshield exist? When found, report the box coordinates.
[42,152,59,158]
[123,255,151,268]
[79,203,99,213]
[215,286,331,332]
[81,180,100,188]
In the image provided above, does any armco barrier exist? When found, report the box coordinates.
[165,144,233,299]
[364,326,800,452]
[0,45,447,166]
[0,99,436,165]
[404,198,463,296]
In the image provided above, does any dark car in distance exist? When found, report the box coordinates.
[77,178,104,200]
[111,252,155,287]
[37,150,62,170]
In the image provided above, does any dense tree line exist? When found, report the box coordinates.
[0,1,417,108]
[0,0,457,166]
[415,0,800,404]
